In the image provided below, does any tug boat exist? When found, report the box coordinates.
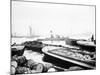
[76,41,96,52]
[65,34,96,52]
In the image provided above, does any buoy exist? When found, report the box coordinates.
[24,68,31,74]
[27,59,36,69]
[27,59,45,73]
[30,70,38,73]
[42,63,53,72]
[16,67,30,74]
[33,63,44,73]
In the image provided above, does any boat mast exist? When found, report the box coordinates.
[29,26,32,37]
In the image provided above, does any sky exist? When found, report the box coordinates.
[12,1,95,37]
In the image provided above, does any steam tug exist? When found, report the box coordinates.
[42,34,96,70]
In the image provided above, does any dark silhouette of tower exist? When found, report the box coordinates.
[29,26,32,37]
[50,30,54,43]
[91,35,94,42]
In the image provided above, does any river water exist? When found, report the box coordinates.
[11,37,65,45]
[11,37,79,49]
[11,37,38,44]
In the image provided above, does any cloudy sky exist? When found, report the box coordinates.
[12,0,95,37]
